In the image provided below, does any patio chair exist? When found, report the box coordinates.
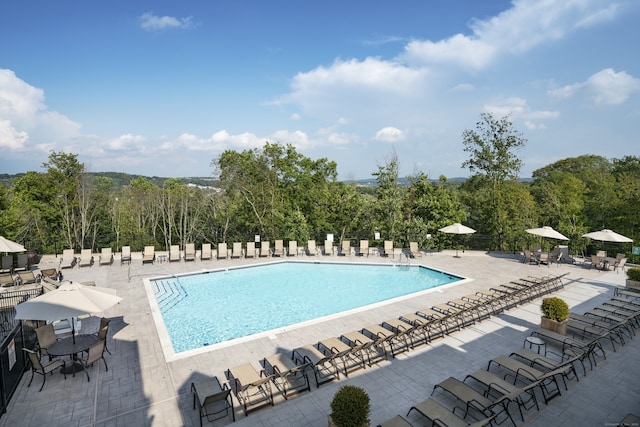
[231,242,243,258]
[522,248,538,265]
[191,376,234,425]
[23,348,66,392]
[76,340,108,381]
[357,240,369,257]
[78,249,94,267]
[292,344,340,387]
[409,241,421,258]
[407,397,495,427]
[142,246,155,264]
[259,241,270,257]
[184,243,196,262]
[16,270,39,286]
[288,240,298,256]
[307,240,318,256]
[0,272,17,287]
[590,255,604,270]
[120,245,132,265]
[383,240,393,257]
[245,241,256,258]
[260,353,311,400]
[1,255,13,273]
[99,247,113,266]
[323,240,333,256]
[272,240,284,257]
[216,243,228,259]
[225,363,274,416]
[35,324,59,360]
[200,243,212,261]
[59,249,76,269]
[169,245,181,262]
[15,253,29,271]
[614,257,627,273]
[95,317,111,354]
[338,240,351,256]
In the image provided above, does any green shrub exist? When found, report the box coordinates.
[627,267,640,282]
[540,297,569,322]
[330,385,370,427]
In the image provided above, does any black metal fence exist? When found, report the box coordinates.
[0,288,44,417]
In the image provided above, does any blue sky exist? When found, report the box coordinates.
[1,0,638,180]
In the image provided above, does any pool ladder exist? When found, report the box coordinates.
[397,252,411,268]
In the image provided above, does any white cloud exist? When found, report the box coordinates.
[483,97,559,129]
[375,127,405,143]
[290,113,300,120]
[549,68,640,105]
[108,133,146,150]
[0,120,29,149]
[139,12,194,32]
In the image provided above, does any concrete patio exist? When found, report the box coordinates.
[0,249,637,427]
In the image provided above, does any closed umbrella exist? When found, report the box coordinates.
[582,229,633,243]
[439,223,476,257]
[0,236,26,253]
[15,282,122,343]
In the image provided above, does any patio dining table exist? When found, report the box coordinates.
[47,334,98,374]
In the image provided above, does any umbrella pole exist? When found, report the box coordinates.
[72,318,76,344]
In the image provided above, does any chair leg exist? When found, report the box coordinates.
[27,370,34,388]
[39,373,46,392]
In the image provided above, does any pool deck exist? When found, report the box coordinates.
[1,250,638,426]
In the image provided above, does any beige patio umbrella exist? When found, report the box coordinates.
[582,229,633,243]
[439,223,476,257]
[0,236,26,253]
[15,282,122,343]
[525,226,569,241]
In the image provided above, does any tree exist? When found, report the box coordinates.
[372,151,404,243]
[461,113,527,249]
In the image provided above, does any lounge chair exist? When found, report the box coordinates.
[16,270,39,286]
[292,344,340,387]
[191,376,234,425]
[0,272,17,287]
[22,348,66,392]
[0,255,12,273]
[216,243,228,259]
[383,240,393,257]
[15,253,28,271]
[142,246,155,264]
[231,242,243,258]
[338,240,351,256]
[407,397,495,427]
[409,241,421,258]
[78,249,93,267]
[318,336,367,377]
[120,245,132,265]
[272,240,284,257]
[39,268,59,282]
[307,240,318,256]
[99,248,113,266]
[259,241,270,257]
[288,240,298,256]
[169,245,181,262]
[260,353,311,400]
[59,249,76,269]
[361,324,408,358]
[200,243,212,261]
[184,243,196,262]
[357,240,369,257]
[245,242,256,258]
[225,363,274,416]
[322,240,333,256]
[431,376,501,422]
[487,355,564,399]
[340,330,387,366]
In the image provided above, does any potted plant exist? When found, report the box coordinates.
[626,267,640,290]
[329,385,370,427]
[540,297,569,335]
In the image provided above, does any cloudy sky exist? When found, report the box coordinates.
[1,0,638,180]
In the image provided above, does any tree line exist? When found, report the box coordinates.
[0,113,637,257]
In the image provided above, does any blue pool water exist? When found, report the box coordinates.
[151,262,461,353]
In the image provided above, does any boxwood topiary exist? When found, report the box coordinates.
[627,267,640,282]
[540,297,569,322]
[330,385,370,427]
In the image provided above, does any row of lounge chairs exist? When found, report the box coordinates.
[191,274,567,424]
[380,287,640,426]
[0,269,51,288]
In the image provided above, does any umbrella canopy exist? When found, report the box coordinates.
[15,282,121,325]
[438,223,476,235]
[0,236,26,253]
[525,226,569,241]
[582,229,633,243]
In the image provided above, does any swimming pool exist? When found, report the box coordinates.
[146,261,462,357]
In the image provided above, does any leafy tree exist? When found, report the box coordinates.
[372,151,404,243]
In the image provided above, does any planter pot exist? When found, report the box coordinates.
[328,416,370,427]
[541,317,567,335]
[626,279,640,291]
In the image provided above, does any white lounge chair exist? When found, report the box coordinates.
[59,249,76,269]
